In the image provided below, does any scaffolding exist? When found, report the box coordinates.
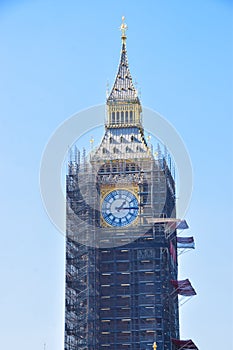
[64,143,182,350]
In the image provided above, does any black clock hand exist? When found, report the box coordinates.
[116,200,126,211]
[122,207,139,210]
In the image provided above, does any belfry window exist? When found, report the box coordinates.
[116,112,120,123]
[112,112,115,123]
[125,111,128,123]
[121,111,124,123]
[130,111,133,123]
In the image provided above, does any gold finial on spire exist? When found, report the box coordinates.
[153,342,157,350]
[120,16,128,42]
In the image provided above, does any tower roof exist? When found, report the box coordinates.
[107,18,140,104]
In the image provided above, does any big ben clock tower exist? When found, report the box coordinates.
[64,17,197,350]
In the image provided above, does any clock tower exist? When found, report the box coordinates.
[65,18,182,350]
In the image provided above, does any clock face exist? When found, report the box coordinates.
[101,189,139,227]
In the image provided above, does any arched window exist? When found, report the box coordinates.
[130,111,133,123]
[113,147,117,154]
[126,146,130,153]
[109,137,113,144]
[125,111,128,123]
[102,148,107,154]
[112,112,115,123]
[121,111,124,123]
[131,135,134,142]
[120,136,123,143]
[116,112,120,123]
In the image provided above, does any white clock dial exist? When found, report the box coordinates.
[101,189,139,227]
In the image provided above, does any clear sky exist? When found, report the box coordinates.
[0,1,232,349]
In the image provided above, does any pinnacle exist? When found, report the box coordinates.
[107,42,140,104]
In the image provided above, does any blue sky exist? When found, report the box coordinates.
[0,1,232,349]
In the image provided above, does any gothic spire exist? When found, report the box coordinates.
[107,17,140,104]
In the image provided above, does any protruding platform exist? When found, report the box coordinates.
[171,279,196,296]
[172,338,199,349]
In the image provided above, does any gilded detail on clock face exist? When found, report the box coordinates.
[101,189,139,227]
